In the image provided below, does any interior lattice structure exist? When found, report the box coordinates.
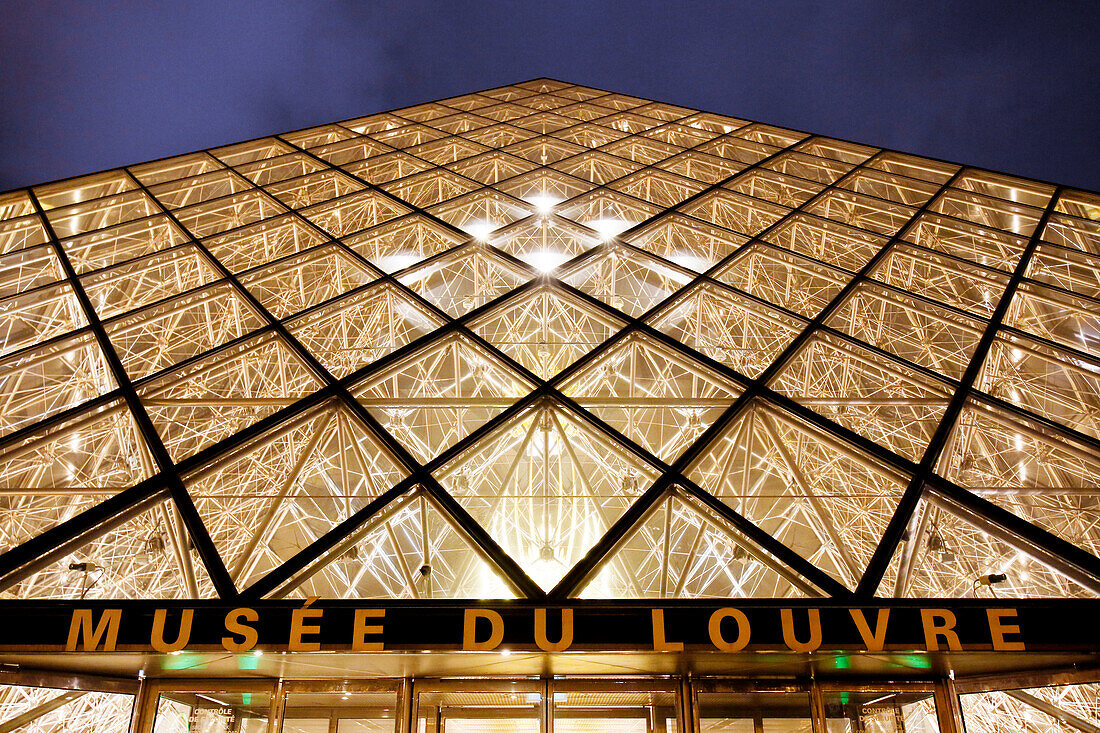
[0,77,1098,613]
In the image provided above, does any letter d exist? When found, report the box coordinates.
[463,609,504,651]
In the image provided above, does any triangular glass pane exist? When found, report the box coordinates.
[610,169,708,208]
[343,151,432,185]
[398,243,531,317]
[0,497,217,600]
[562,244,694,318]
[713,244,849,318]
[938,398,1100,562]
[204,214,329,273]
[580,491,814,599]
[0,245,65,298]
[495,168,596,205]
[380,168,480,207]
[688,400,910,588]
[300,191,410,239]
[0,399,154,553]
[1006,281,1100,361]
[470,284,625,379]
[556,188,661,237]
[427,189,532,239]
[447,151,537,185]
[678,188,788,237]
[239,244,376,319]
[552,152,644,185]
[104,282,267,379]
[769,331,954,461]
[139,331,322,461]
[880,495,1098,599]
[277,490,514,600]
[562,332,741,462]
[343,214,466,274]
[626,214,748,273]
[869,242,1008,318]
[81,245,221,320]
[353,333,533,463]
[433,399,660,590]
[978,330,1100,440]
[727,169,823,208]
[0,331,115,439]
[0,281,85,358]
[763,212,886,272]
[488,215,600,272]
[827,281,985,380]
[648,281,804,378]
[185,401,406,590]
[287,281,443,378]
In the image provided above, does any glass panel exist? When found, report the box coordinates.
[433,400,660,591]
[153,688,272,733]
[281,688,400,733]
[553,688,679,733]
[562,332,742,463]
[0,682,134,733]
[697,690,811,733]
[821,691,939,733]
[184,400,406,592]
[580,490,817,599]
[689,400,911,589]
[415,683,543,733]
[960,681,1099,733]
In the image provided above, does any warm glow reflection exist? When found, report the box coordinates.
[526,194,562,214]
[589,218,631,239]
[463,219,497,240]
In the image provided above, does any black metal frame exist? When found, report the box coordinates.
[0,78,1097,607]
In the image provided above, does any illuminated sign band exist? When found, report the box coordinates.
[0,601,1095,655]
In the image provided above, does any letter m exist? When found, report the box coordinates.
[66,609,121,651]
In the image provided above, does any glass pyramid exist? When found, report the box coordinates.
[0,77,1097,603]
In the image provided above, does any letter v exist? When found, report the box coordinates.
[849,609,890,652]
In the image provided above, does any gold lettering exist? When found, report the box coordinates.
[462,608,504,651]
[534,608,573,652]
[353,609,386,651]
[289,596,323,652]
[987,608,1024,651]
[66,609,121,652]
[921,609,961,651]
[651,609,683,652]
[781,608,822,652]
[150,609,193,653]
[849,608,890,652]
[708,608,751,652]
[222,608,259,652]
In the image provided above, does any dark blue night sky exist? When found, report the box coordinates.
[1,0,1097,192]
